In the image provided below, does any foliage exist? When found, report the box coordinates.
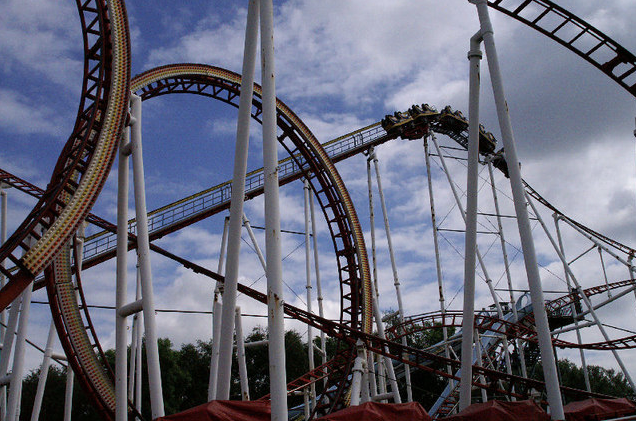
[533,358,636,403]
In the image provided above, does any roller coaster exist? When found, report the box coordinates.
[1,1,636,420]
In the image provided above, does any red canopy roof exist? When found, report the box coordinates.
[564,398,636,421]
[154,400,271,421]
[316,401,432,421]
[442,400,549,421]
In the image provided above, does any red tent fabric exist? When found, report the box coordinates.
[442,400,549,421]
[564,398,636,421]
[154,400,271,421]
[316,401,432,421]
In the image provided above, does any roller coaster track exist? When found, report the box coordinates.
[386,279,636,351]
[4,95,635,417]
[487,0,636,97]
[33,63,371,420]
[0,0,130,310]
[167,252,609,412]
[2,1,636,419]
[0,0,131,417]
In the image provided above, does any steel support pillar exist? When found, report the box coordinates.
[30,321,57,421]
[470,1,564,417]
[63,368,73,421]
[216,0,259,399]
[234,307,250,401]
[308,187,327,380]
[303,179,316,410]
[115,119,130,421]
[6,280,33,421]
[487,161,528,379]
[260,0,288,417]
[423,137,453,379]
[553,216,591,392]
[371,152,412,401]
[459,29,483,411]
[208,216,228,400]
[130,94,164,418]
[528,195,636,392]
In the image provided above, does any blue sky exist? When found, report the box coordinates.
[3,0,636,392]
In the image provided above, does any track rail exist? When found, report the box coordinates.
[0,0,130,310]
[387,279,636,351]
[487,0,636,97]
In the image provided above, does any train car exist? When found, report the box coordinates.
[478,123,497,155]
[439,106,469,133]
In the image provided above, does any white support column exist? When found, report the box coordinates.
[303,179,316,411]
[423,137,453,379]
[528,195,636,392]
[470,1,564,417]
[243,213,267,270]
[208,216,229,400]
[6,280,33,421]
[234,307,250,401]
[487,161,528,379]
[553,216,591,392]
[597,247,612,298]
[130,93,164,418]
[459,30,483,411]
[0,292,21,421]
[349,341,367,407]
[216,0,259,400]
[366,152,389,400]
[260,0,288,417]
[308,188,327,379]
[371,152,412,402]
[30,321,57,421]
[115,109,131,421]
[128,267,143,410]
[474,329,488,403]
[63,368,74,421]
[431,136,515,382]
[370,284,401,403]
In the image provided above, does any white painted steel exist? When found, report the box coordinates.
[216,0,259,399]
[308,187,327,385]
[260,0,288,416]
[208,216,228,400]
[371,154,412,402]
[63,369,73,421]
[30,321,56,421]
[459,30,482,411]
[527,194,636,392]
[130,93,164,418]
[115,121,131,421]
[553,216,591,392]
[6,281,33,421]
[243,214,267,270]
[303,179,316,411]
[423,137,453,380]
[471,1,564,417]
[0,289,21,421]
[487,161,528,379]
[234,307,250,401]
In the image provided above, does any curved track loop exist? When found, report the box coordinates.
[40,63,372,419]
[487,0,636,97]
[130,63,372,335]
[0,0,131,313]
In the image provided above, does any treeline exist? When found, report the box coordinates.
[18,325,634,420]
